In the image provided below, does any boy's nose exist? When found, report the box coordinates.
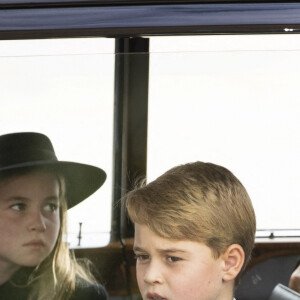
[144,262,164,285]
[27,210,47,232]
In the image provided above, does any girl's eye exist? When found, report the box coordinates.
[167,256,182,263]
[11,203,26,211]
[44,203,58,212]
[134,254,150,262]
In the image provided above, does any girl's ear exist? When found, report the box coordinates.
[221,244,245,282]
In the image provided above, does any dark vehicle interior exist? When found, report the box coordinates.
[1,1,300,299]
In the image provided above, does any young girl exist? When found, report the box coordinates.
[0,132,108,300]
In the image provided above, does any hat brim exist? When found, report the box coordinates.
[0,161,106,209]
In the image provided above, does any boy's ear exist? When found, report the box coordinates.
[221,244,245,282]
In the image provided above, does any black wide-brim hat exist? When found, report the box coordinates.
[0,132,106,209]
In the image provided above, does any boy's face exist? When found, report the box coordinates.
[0,171,60,279]
[134,224,229,300]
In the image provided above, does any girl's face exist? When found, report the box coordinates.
[0,171,60,278]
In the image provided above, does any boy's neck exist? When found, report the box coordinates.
[217,280,235,300]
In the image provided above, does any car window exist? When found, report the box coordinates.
[148,35,300,232]
[0,38,114,247]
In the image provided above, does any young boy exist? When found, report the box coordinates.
[125,161,256,300]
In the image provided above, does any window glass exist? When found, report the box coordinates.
[0,38,114,247]
[148,35,300,231]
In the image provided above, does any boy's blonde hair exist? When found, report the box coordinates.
[125,161,256,279]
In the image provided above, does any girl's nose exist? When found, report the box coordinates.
[27,210,46,232]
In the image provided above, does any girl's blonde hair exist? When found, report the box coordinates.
[3,167,98,300]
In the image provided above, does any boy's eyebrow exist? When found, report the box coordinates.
[133,246,145,252]
[133,246,187,254]
[157,248,187,254]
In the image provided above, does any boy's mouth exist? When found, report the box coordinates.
[147,292,167,300]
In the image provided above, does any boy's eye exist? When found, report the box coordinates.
[11,203,26,211]
[167,256,182,263]
[44,203,58,212]
[134,254,150,262]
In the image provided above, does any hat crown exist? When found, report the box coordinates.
[0,131,106,209]
[0,132,57,169]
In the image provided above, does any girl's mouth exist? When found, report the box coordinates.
[147,293,167,300]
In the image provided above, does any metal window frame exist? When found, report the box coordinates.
[1,0,299,242]
[1,2,300,39]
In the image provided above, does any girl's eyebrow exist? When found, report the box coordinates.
[5,196,59,202]
[6,196,29,202]
[44,196,60,202]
